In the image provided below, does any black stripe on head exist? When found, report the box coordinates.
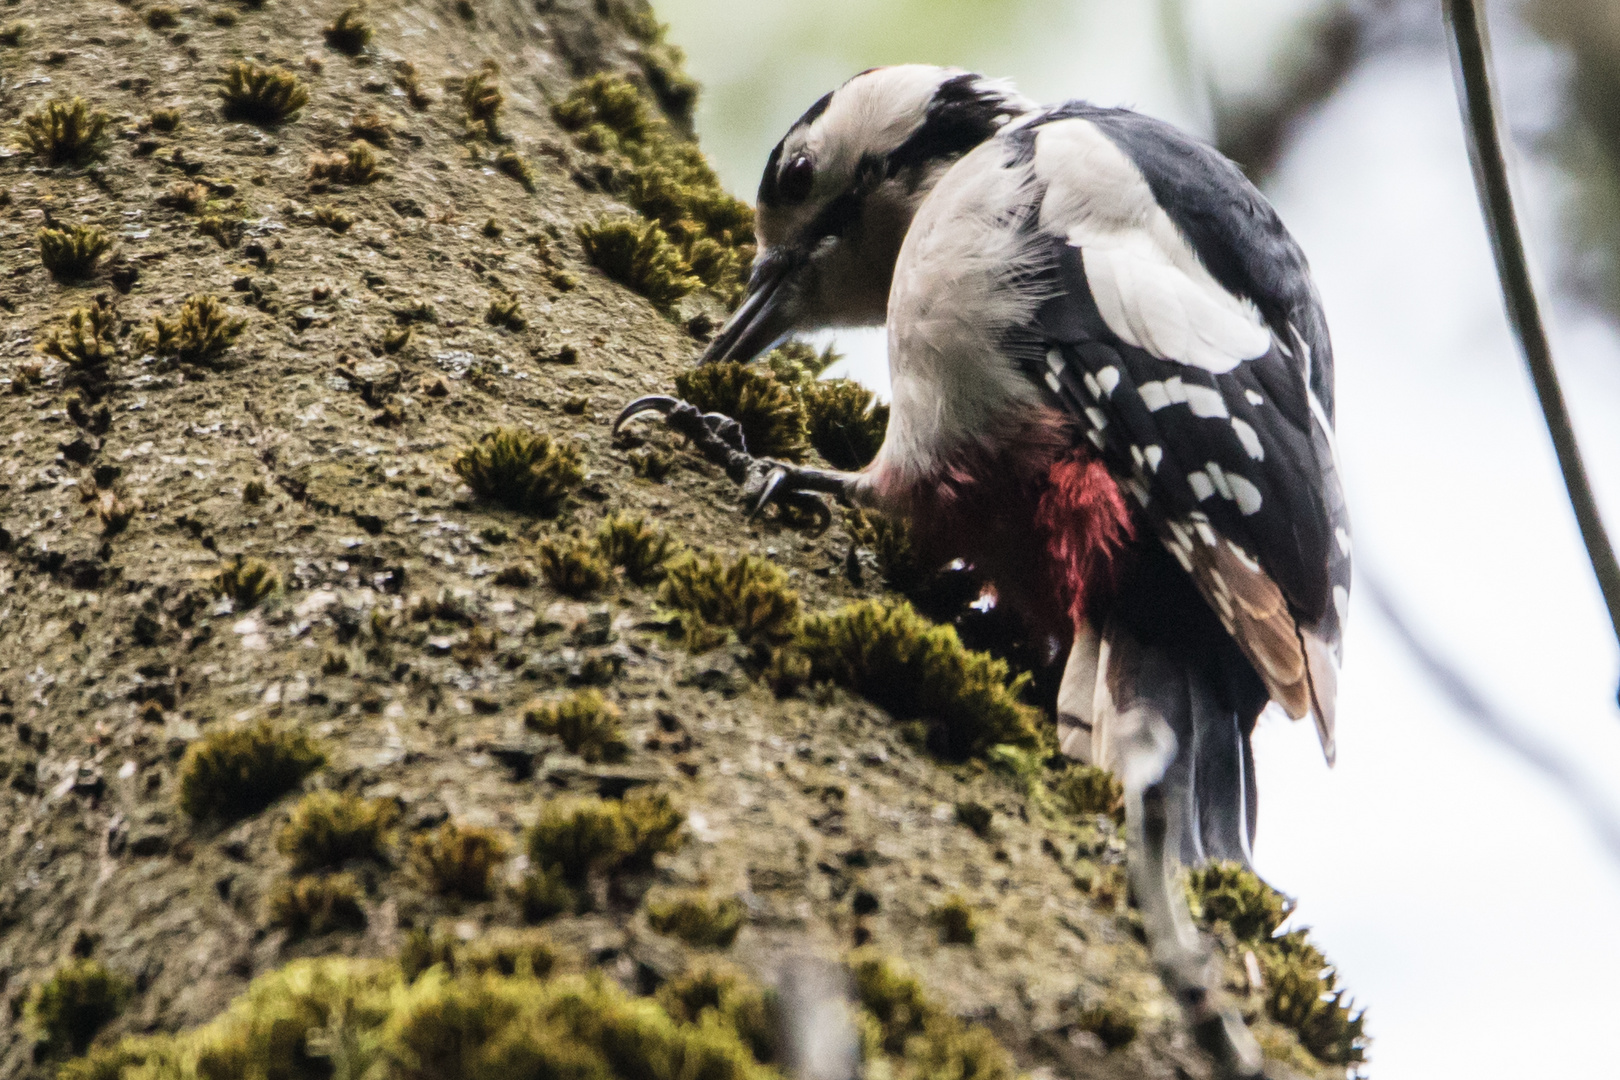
[885,73,1020,176]
[759,90,836,207]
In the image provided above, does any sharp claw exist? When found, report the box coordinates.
[748,466,789,519]
[612,395,681,434]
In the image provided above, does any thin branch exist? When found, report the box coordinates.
[1443,0,1620,669]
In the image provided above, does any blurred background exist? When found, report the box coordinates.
[649,0,1620,1077]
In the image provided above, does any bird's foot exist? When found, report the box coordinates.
[613,395,854,529]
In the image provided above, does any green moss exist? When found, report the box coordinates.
[644,893,746,949]
[629,447,674,482]
[0,22,29,47]
[38,225,112,281]
[18,97,110,166]
[383,326,412,353]
[953,801,993,837]
[265,873,368,938]
[850,950,1013,1080]
[1262,931,1368,1067]
[138,294,248,368]
[25,959,131,1057]
[526,790,684,884]
[485,294,527,330]
[276,790,399,871]
[674,362,806,460]
[178,722,326,821]
[1052,764,1125,824]
[146,108,182,133]
[308,142,382,186]
[1182,863,1367,1066]
[159,180,209,213]
[525,689,628,763]
[144,5,180,29]
[1074,1000,1139,1050]
[495,148,537,192]
[212,555,278,609]
[800,379,888,470]
[659,551,799,652]
[462,61,504,140]
[397,59,434,110]
[323,6,373,54]
[760,340,839,385]
[577,216,700,313]
[844,508,929,596]
[930,894,977,946]
[219,60,308,126]
[538,536,611,598]
[516,864,580,922]
[312,204,354,233]
[796,598,1043,761]
[552,75,752,303]
[656,965,779,1064]
[409,821,507,901]
[453,427,583,515]
[1184,861,1291,944]
[596,512,679,584]
[196,213,242,250]
[36,301,118,391]
[349,109,393,146]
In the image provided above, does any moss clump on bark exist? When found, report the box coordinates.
[596,512,680,584]
[644,892,746,948]
[801,378,889,470]
[660,551,800,653]
[409,821,507,901]
[177,723,326,821]
[219,61,308,126]
[453,427,583,515]
[674,361,807,460]
[276,791,400,871]
[524,689,628,763]
[38,225,112,281]
[25,959,132,1058]
[577,216,701,313]
[553,74,753,304]
[137,294,248,368]
[796,598,1044,761]
[264,873,368,938]
[19,96,110,166]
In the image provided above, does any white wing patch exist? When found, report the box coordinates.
[1032,118,1272,375]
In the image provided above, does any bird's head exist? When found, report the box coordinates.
[701,65,1034,364]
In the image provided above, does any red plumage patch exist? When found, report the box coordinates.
[1035,452,1136,625]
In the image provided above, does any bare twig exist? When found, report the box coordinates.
[1443,0,1620,672]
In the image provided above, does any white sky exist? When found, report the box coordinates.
[656,2,1620,1075]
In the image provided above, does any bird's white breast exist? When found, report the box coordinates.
[874,140,1051,478]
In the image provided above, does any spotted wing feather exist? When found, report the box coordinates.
[1007,110,1350,759]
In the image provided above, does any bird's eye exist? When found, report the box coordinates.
[779,155,814,203]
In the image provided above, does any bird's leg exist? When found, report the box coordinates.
[1123,760,1268,1079]
[613,395,858,527]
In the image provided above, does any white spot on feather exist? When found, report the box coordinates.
[1228,473,1263,515]
[1087,428,1106,450]
[1333,585,1350,622]
[1046,348,1065,374]
[1187,469,1215,501]
[1231,417,1264,461]
[1097,366,1120,396]
[1227,541,1262,573]
[1143,445,1163,472]
[1130,445,1144,470]
[1336,526,1352,557]
[1205,461,1234,501]
[1244,389,1264,406]
[1083,371,1101,399]
[1044,371,1062,394]
[1184,384,1228,419]
[1084,407,1108,430]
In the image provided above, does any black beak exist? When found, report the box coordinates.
[700,250,799,365]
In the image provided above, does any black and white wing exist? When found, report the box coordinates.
[1004,105,1351,761]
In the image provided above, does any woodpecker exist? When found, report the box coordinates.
[620,65,1350,871]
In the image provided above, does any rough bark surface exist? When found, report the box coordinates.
[0,3,1347,1078]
